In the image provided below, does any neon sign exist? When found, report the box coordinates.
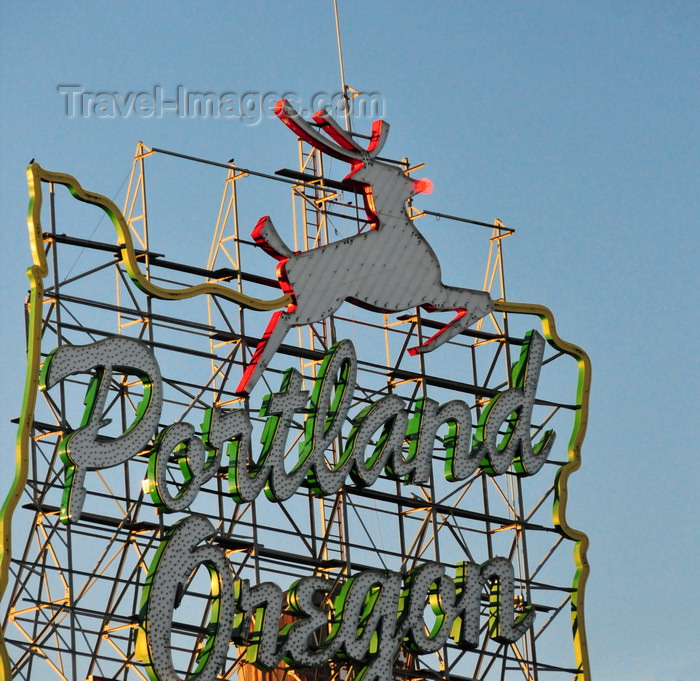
[238,101,494,393]
[136,516,534,681]
[43,332,552,521]
[1,101,591,681]
[42,335,541,680]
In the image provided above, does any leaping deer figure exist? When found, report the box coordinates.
[237,100,493,394]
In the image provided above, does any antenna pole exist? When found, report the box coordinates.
[333,0,351,132]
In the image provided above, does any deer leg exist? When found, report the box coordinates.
[252,216,294,261]
[408,290,493,355]
[237,310,293,394]
[408,309,476,355]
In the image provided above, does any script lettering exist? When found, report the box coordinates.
[41,332,554,518]
[474,330,556,476]
[136,517,535,680]
[40,336,162,523]
[135,515,235,681]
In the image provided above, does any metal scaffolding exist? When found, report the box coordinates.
[1,136,590,681]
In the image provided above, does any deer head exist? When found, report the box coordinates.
[275,100,432,225]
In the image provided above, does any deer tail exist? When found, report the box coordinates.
[252,216,294,261]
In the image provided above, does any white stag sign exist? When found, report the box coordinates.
[238,101,493,393]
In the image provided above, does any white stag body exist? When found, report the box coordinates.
[237,101,492,393]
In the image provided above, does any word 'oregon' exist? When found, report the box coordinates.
[41,332,554,523]
[136,515,534,681]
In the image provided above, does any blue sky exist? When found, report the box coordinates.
[1,2,698,679]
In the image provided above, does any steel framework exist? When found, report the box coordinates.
[1,133,590,681]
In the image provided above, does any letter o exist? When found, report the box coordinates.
[146,422,211,512]
[136,515,235,681]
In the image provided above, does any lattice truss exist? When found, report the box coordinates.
[1,139,588,681]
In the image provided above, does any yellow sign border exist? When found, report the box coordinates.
[0,168,591,680]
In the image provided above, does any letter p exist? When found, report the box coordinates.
[40,337,163,523]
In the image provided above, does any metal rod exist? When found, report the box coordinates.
[333,0,352,131]
[422,209,516,233]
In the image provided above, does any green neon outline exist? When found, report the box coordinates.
[0,164,590,680]
[303,341,356,495]
[145,428,196,511]
[493,300,592,680]
[0,163,290,677]
[402,565,452,654]
[344,398,405,488]
[392,397,426,483]
[0,185,45,679]
[258,367,313,501]
[328,575,384,665]
[305,340,354,442]
[241,587,285,670]
[483,566,535,644]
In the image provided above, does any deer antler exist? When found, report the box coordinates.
[274,100,389,162]
[311,109,365,154]
[312,110,389,158]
